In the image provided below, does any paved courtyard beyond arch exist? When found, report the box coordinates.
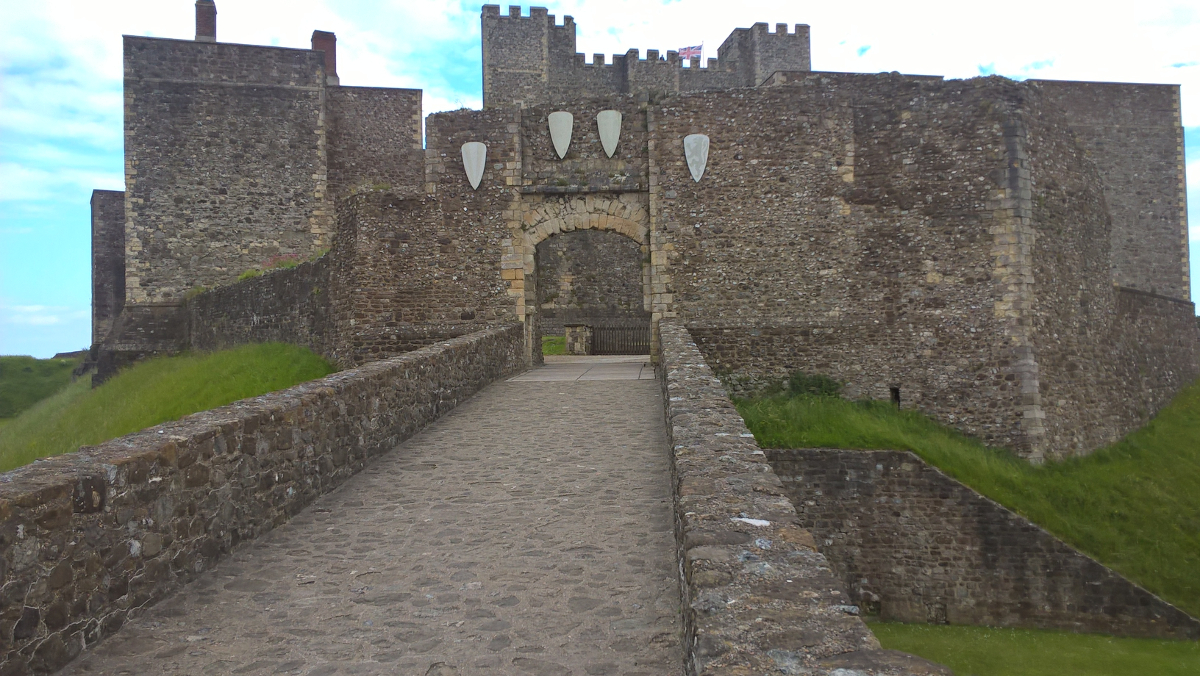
[64,370,681,675]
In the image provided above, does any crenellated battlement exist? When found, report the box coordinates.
[570,48,729,73]
[482,4,574,26]
[481,5,807,108]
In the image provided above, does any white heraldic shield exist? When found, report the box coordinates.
[461,142,487,190]
[684,134,710,182]
[548,111,574,159]
[596,110,622,158]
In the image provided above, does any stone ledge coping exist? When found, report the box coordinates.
[0,324,525,673]
[656,320,948,676]
[1114,285,1196,308]
[519,184,644,194]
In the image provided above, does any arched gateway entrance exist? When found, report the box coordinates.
[500,195,655,364]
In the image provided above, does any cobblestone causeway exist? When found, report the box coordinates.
[64,378,682,676]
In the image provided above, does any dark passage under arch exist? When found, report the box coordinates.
[534,229,650,355]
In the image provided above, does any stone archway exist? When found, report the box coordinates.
[501,195,656,363]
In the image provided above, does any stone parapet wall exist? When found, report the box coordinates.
[768,448,1200,639]
[0,325,525,674]
[657,320,948,676]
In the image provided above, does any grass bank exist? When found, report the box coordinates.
[542,335,566,356]
[736,378,1200,618]
[0,343,335,472]
[871,622,1200,676]
[0,355,83,419]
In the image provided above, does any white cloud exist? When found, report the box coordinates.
[0,163,122,202]
[2,305,88,327]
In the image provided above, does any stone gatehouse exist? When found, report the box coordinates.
[92,1,1198,461]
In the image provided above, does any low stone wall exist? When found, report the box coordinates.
[769,448,1200,640]
[93,304,189,384]
[186,258,332,358]
[0,325,526,674]
[657,321,948,676]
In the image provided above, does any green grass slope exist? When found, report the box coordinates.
[542,335,566,356]
[871,622,1200,676]
[0,355,83,419]
[0,343,335,472]
[736,378,1200,619]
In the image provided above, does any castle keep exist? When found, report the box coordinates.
[92,1,1198,461]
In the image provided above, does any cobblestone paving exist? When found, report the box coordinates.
[65,378,681,676]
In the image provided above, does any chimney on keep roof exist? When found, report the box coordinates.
[195,0,216,42]
[311,31,339,85]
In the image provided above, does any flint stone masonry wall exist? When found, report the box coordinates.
[186,257,333,358]
[768,448,1200,639]
[329,186,515,367]
[327,87,425,200]
[662,74,1040,453]
[656,73,1198,459]
[90,191,126,347]
[0,325,526,674]
[536,229,648,335]
[658,321,949,676]
[1034,80,1189,300]
[123,36,331,304]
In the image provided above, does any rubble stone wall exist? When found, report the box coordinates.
[0,325,525,674]
[122,36,331,304]
[768,447,1200,639]
[659,74,1035,452]
[186,258,333,359]
[90,190,126,347]
[327,87,425,200]
[1034,80,1189,300]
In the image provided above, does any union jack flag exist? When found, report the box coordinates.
[678,44,703,59]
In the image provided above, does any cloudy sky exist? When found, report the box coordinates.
[1,0,1197,357]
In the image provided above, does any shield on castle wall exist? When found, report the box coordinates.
[461,142,487,190]
[597,110,622,158]
[548,111,574,159]
[684,134,710,182]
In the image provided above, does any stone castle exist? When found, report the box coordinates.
[91,0,1198,462]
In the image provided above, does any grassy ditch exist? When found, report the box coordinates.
[735,376,1200,619]
[0,343,335,472]
[0,355,83,419]
[871,622,1200,676]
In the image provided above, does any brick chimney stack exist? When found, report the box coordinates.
[195,0,216,43]
[311,31,339,85]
